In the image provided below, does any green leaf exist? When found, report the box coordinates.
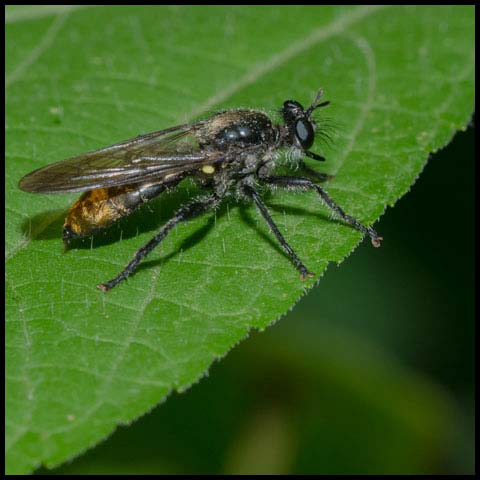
[45,326,465,474]
[5,5,474,474]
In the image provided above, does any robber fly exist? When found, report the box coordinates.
[18,89,382,291]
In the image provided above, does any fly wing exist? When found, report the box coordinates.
[18,122,223,193]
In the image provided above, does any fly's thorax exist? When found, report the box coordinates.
[212,168,237,198]
[243,151,262,170]
[198,109,278,150]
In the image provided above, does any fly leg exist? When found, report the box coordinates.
[259,175,382,247]
[97,194,220,291]
[243,185,314,280]
[298,160,333,183]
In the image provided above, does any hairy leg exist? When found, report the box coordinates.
[260,175,382,247]
[97,194,220,291]
[299,161,333,183]
[243,184,314,279]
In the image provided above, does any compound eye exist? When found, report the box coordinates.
[295,119,314,149]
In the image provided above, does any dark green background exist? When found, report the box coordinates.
[39,123,474,474]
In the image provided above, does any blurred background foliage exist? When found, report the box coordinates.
[41,124,474,474]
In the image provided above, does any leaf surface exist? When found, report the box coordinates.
[5,5,474,474]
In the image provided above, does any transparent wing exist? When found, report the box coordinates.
[18,122,223,193]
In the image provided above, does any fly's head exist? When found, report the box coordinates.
[280,89,330,161]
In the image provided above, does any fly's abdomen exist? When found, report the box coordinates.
[63,182,170,242]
